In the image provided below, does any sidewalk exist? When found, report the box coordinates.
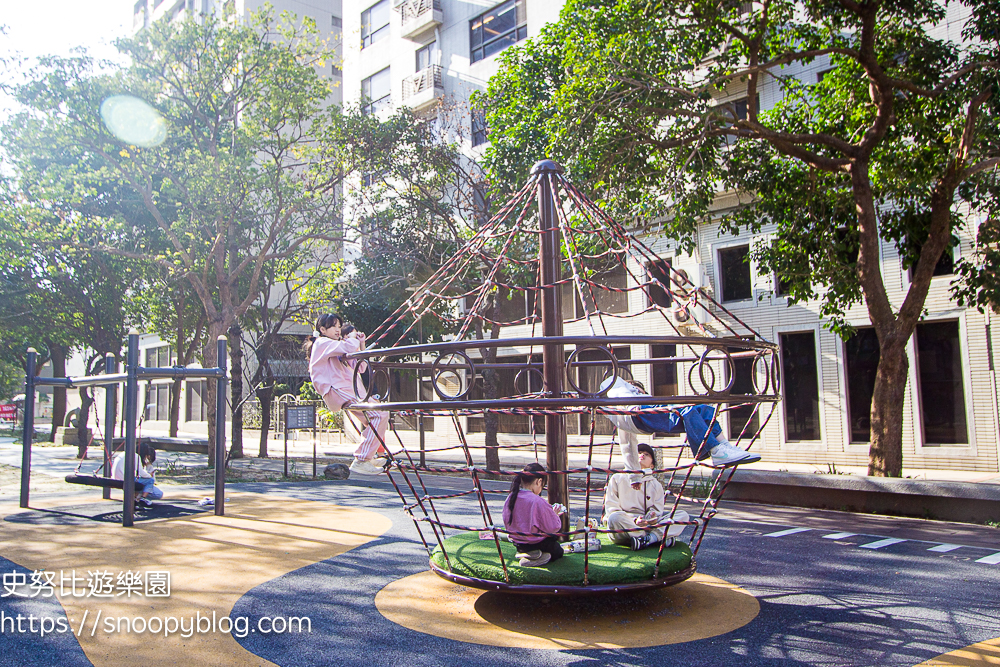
[5,432,999,524]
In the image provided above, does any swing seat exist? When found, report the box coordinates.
[64,474,124,489]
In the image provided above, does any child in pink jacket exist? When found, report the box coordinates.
[307,313,388,476]
[502,462,566,567]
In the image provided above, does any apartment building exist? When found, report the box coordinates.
[336,0,999,473]
[72,0,349,435]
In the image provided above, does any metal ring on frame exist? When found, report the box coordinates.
[370,366,391,401]
[354,359,390,402]
[514,366,545,396]
[770,349,781,394]
[565,345,619,397]
[751,351,771,395]
[432,351,475,400]
[696,345,735,396]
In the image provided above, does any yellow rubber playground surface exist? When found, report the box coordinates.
[0,491,996,666]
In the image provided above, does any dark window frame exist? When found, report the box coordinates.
[717,243,753,302]
[646,257,673,308]
[361,67,391,115]
[915,319,969,446]
[779,331,822,442]
[471,109,488,147]
[726,336,760,439]
[361,0,390,48]
[843,326,879,443]
[469,0,527,64]
[415,41,436,71]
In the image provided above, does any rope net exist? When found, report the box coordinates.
[344,166,780,590]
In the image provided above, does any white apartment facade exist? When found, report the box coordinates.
[336,0,999,473]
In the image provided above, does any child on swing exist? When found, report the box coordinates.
[305,313,389,477]
[502,463,566,567]
[111,441,163,508]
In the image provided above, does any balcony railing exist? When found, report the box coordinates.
[402,65,444,109]
[396,0,442,39]
[396,0,440,20]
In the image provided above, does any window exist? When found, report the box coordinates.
[908,247,955,280]
[145,383,170,421]
[774,272,792,297]
[578,347,630,436]
[467,355,535,434]
[816,68,834,82]
[331,15,342,28]
[562,262,628,320]
[415,42,436,71]
[390,369,434,431]
[646,258,673,308]
[587,262,628,314]
[473,183,490,225]
[145,345,171,368]
[470,0,526,64]
[497,289,531,323]
[361,0,390,48]
[186,380,208,422]
[362,67,391,115]
[780,332,821,441]
[650,344,678,398]
[916,320,968,445]
[718,244,752,302]
[727,339,759,438]
[471,110,488,147]
[332,64,342,78]
[844,327,878,443]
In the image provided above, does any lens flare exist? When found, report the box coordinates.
[99,95,167,148]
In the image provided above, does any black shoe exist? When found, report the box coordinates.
[630,535,650,551]
[137,497,153,508]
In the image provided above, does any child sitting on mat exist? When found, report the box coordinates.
[502,462,566,567]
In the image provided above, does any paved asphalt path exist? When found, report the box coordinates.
[2,473,999,666]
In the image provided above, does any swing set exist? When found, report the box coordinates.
[18,333,229,527]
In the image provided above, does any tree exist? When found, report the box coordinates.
[299,104,523,472]
[482,0,1000,477]
[0,194,145,454]
[3,11,365,465]
[239,254,336,458]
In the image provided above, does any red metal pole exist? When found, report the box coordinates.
[533,160,569,534]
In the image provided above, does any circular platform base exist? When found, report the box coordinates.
[429,531,694,592]
[375,570,760,649]
[429,561,696,595]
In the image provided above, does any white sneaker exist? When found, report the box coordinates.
[349,458,383,476]
[709,442,761,467]
[564,537,602,553]
[519,552,551,567]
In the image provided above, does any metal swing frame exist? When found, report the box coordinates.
[18,333,229,527]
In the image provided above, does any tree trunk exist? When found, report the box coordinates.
[483,363,501,474]
[204,324,228,469]
[168,380,181,437]
[77,386,93,459]
[228,325,244,459]
[867,338,908,477]
[481,290,504,475]
[48,344,67,442]
[257,383,274,458]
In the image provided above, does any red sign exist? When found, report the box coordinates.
[0,404,15,420]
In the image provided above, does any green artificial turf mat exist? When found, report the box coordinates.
[429,531,693,586]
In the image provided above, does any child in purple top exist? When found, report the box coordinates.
[502,463,566,567]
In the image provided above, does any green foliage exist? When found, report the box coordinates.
[2,9,349,352]
[482,0,1000,329]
